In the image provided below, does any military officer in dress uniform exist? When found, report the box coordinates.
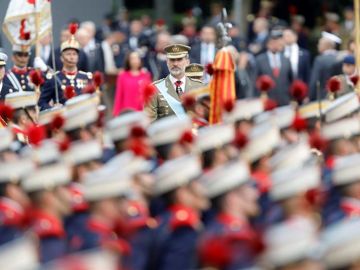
[4,45,35,93]
[0,53,16,101]
[144,44,204,122]
[38,30,92,111]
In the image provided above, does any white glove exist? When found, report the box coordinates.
[34,56,48,72]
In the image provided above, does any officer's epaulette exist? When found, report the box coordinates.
[79,70,93,80]
[152,78,166,85]
[45,70,59,80]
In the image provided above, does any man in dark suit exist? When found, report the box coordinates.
[190,25,217,83]
[283,28,311,83]
[0,53,16,101]
[79,21,102,72]
[248,17,270,56]
[144,31,171,81]
[126,19,148,51]
[309,32,340,101]
[255,30,293,105]
[76,26,102,73]
[190,25,217,65]
[97,31,128,73]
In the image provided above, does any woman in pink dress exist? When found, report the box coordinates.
[113,51,152,116]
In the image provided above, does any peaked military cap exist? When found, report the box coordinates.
[61,37,80,53]
[12,44,31,53]
[0,52,8,66]
[5,92,37,110]
[343,55,355,65]
[164,44,190,59]
[185,63,204,78]
[321,31,342,44]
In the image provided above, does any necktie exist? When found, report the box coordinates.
[272,53,280,78]
[175,80,183,97]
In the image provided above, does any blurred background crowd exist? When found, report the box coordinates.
[0,0,356,115]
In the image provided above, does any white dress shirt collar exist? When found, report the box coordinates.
[267,51,281,69]
[201,42,215,65]
[169,74,186,90]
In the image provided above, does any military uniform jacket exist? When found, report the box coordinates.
[4,67,35,93]
[38,70,92,111]
[146,205,201,270]
[324,196,360,226]
[199,213,259,269]
[30,209,67,263]
[144,75,204,122]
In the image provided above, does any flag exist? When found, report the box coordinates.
[209,48,236,124]
[2,0,52,46]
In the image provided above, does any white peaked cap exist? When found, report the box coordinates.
[148,115,192,146]
[154,154,202,195]
[322,218,360,269]
[200,160,250,198]
[106,111,150,142]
